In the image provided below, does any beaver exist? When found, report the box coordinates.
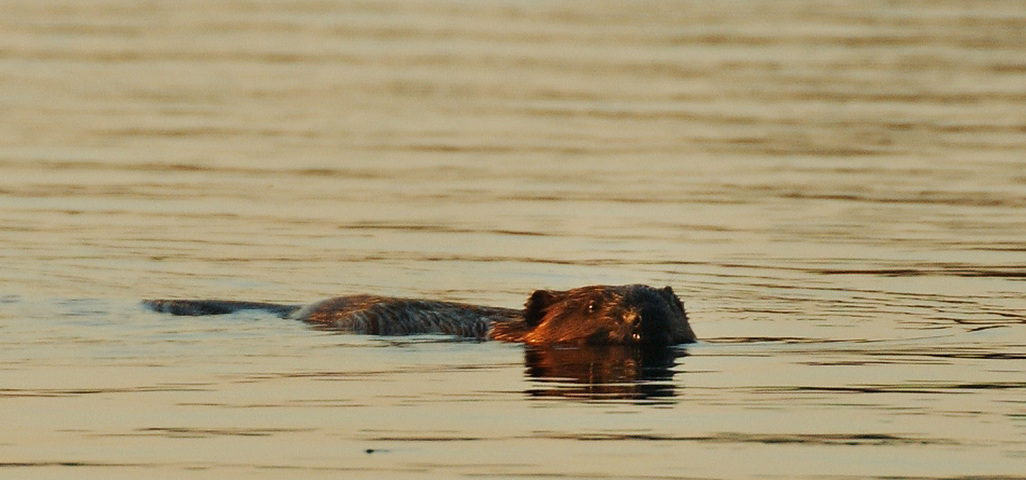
[143,284,696,346]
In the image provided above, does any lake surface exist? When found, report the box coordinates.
[2,1,1025,478]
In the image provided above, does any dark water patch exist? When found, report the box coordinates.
[972,245,1026,252]
[959,311,1026,323]
[340,221,550,237]
[128,427,315,438]
[55,298,111,317]
[814,265,1026,279]
[965,325,1010,333]
[0,384,212,398]
[757,381,1026,395]
[781,191,1026,208]
[96,126,304,139]
[0,47,360,65]
[706,336,853,345]
[800,348,1026,366]
[708,138,890,157]
[498,191,749,205]
[363,434,486,442]
[230,365,503,383]
[0,460,388,473]
[374,142,593,155]
[361,430,956,446]
[777,90,1026,106]
[866,477,1026,480]
[0,158,438,181]
[534,432,957,446]
[180,399,368,409]
[868,351,1026,362]
[696,337,1026,366]
[0,461,160,468]
[300,252,657,267]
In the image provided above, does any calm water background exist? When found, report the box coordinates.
[2,1,1025,478]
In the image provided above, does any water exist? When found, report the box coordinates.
[2,1,1025,478]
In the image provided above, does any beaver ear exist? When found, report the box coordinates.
[524,290,562,326]
[660,286,688,316]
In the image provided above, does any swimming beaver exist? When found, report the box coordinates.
[144,284,696,346]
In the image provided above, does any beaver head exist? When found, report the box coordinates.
[517,284,696,346]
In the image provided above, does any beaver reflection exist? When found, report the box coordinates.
[523,345,686,401]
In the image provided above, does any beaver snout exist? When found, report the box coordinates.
[635,311,677,345]
[621,309,644,342]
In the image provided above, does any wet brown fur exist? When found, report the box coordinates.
[144,284,696,346]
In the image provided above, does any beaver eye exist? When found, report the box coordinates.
[586,300,600,313]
